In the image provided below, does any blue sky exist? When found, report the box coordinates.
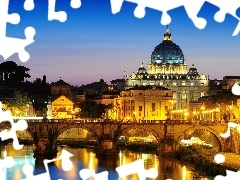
[3,0,240,86]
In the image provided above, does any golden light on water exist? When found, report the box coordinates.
[182,166,186,180]
[88,152,94,170]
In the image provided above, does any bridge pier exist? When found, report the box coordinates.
[94,134,118,157]
[32,130,58,165]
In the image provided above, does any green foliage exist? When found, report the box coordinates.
[5,90,30,116]
[78,101,108,118]
[175,145,227,176]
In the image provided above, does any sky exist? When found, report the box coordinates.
[3,0,240,86]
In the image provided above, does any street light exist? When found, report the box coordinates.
[200,105,205,120]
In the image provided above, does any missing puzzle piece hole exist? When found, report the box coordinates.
[236,7,240,18]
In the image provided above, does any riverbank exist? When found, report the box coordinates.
[222,153,240,170]
[174,145,232,176]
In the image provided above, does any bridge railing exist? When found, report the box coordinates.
[13,118,228,126]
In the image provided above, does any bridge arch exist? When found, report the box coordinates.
[56,124,100,145]
[119,125,163,145]
[176,126,225,151]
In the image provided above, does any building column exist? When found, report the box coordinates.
[186,91,190,109]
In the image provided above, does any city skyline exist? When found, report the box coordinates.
[3,0,240,86]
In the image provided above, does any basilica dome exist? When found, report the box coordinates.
[150,27,184,65]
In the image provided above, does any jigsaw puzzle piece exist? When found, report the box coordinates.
[0,156,15,180]
[0,0,36,62]
[0,118,28,150]
[0,0,20,38]
[70,0,81,9]
[214,170,240,179]
[181,0,207,29]
[116,159,158,180]
[79,169,109,180]
[24,0,35,11]
[206,0,240,36]
[110,0,185,25]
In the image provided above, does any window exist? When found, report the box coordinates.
[61,98,64,102]
[53,90,55,94]
[152,103,155,111]
[131,106,134,110]
[165,106,168,110]
[139,93,142,95]
[139,106,142,111]
[182,82,186,86]
[166,93,168,97]
[139,113,141,116]
[67,90,68,94]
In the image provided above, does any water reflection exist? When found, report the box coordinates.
[1,144,213,180]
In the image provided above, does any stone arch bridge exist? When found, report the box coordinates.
[0,119,238,164]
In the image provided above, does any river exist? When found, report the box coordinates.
[0,144,214,180]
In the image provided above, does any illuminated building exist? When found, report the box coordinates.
[124,27,209,111]
[51,95,74,119]
[50,78,74,119]
[113,85,172,120]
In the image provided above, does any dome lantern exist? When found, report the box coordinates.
[150,26,184,65]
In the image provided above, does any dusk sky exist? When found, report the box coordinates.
[4,0,240,86]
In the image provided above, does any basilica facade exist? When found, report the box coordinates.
[125,27,210,110]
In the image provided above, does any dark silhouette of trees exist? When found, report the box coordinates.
[0,61,30,85]
[78,101,108,118]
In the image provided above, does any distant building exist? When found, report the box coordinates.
[124,27,210,110]
[110,79,125,91]
[95,91,119,105]
[51,78,71,99]
[113,85,172,121]
[209,79,222,96]
[51,95,74,119]
[50,78,74,119]
[222,76,240,90]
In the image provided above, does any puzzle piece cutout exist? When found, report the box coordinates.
[0,156,15,180]
[219,122,240,138]
[116,159,158,180]
[79,169,109,180]
[231,83,240,96]
[0,102,28,150]
[0,0,36,62]
[214,170,240,180]
[110,0,240,36]
[213,121,240,179]
[48,0,81,22]
[21,149,74,180]
[24,0,35,11]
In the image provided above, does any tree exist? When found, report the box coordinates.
[5,90,30,116]
[78,101,108,118]
[0,61,30,84]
